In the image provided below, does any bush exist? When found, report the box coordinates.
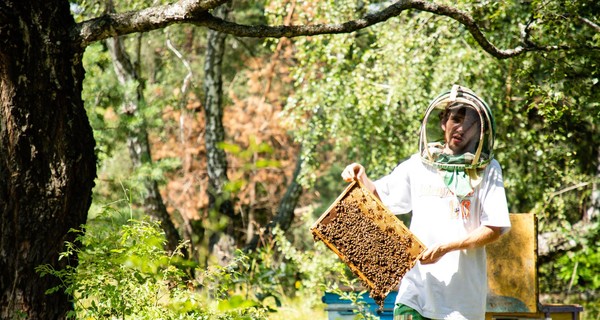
[36,211,268,319]
[36,201,386,319]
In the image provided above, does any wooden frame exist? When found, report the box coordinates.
[311,180,426,299]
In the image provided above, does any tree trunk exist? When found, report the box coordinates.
[203,3,239,264]
[204,4,232,216]
[272,154,304,231]
[106,34,184,256]
[245,153,304,251]
[0,1,96,318]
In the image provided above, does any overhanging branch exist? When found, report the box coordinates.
[72,0,591,59]
[73,0,229,48]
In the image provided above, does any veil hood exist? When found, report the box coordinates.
[419,84,496,172]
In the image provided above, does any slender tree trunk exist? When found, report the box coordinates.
[106,35,184,256]
[245,153,304,250]
[0,1,96,318]
[202,3,239,265]
[274,155,304,230]
[204,4,232,216]
[204,3,240,264]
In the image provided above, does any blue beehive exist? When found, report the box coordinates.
[322,291,398,320]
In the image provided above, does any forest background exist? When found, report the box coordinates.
[2,0,599,319]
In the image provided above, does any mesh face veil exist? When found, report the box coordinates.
[419,84,496,176]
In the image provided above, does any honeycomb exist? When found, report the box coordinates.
[311,181,426,309]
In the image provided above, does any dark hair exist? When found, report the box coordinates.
[439,102,488,132]
[439,102,468,124]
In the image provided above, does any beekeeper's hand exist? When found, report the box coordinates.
[420,244,447,265]
[341,163,379,198]
[341,163,366,182]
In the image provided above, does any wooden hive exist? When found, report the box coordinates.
[310,180,426,307]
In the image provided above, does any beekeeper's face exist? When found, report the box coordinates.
[441,105,481,155]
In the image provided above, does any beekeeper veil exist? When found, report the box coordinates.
[419,85,496,198]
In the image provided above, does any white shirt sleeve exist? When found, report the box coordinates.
[373,156,414,215]
[479,159,511,234]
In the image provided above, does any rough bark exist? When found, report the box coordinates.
[203,4,231,215]
[0,1,96,318]
[202,3,239,265]
[106,34,185,256]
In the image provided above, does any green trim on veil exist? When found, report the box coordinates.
[436,153,475,198]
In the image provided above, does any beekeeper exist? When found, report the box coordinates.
[341,85,511,320]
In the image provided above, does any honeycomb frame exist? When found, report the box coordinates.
[311,180,426,306]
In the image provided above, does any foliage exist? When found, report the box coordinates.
[79,0,290,247]
[277,2,515,184]
[219,136,282,196]
[540,220,600,319]
[81,33,185,218]
[74,0,599,317]
[36,214,199,319]
[557,240,600,291]
[35,201,377,319]
[36,208,271,319]
[275,0,599,313]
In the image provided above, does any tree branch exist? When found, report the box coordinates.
[73,0,229,49]
[578,16,600,33]
[72,0,590,59]
[407,1,530,59]
[537,219,597,265]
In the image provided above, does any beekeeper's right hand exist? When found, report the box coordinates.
[341,163,380,199]
[341,163,366,182]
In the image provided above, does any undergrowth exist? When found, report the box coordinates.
[36,204,380,319]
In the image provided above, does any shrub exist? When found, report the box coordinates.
[36,212,268,319]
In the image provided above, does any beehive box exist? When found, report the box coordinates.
[311,181,426,308]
